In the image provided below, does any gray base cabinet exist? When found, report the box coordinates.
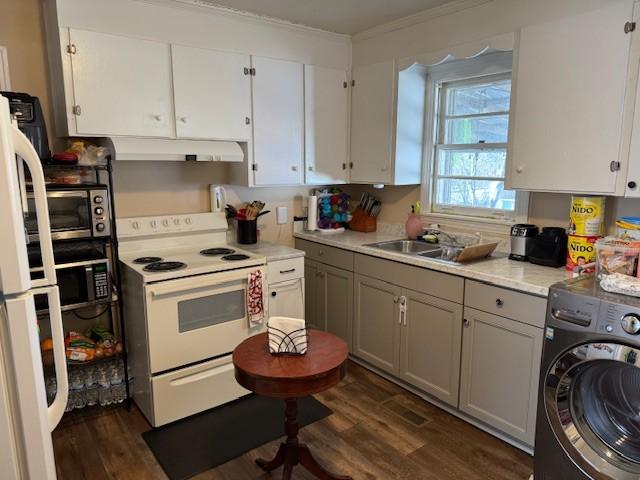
[304,259,353,349]
[353,274,401,374]
[400,290,462,407]
[459,307,543,446]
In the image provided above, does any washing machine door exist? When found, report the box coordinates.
[545,342,640,480]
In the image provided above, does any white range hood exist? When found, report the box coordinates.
[99,137,244,162]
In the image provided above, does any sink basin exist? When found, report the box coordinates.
[417,249,456,263]
[365,240,440,254]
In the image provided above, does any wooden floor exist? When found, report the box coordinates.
[53,361,533,480]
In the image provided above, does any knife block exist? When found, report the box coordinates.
[349,207,377,232]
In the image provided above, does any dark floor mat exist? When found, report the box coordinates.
[142,394,332,480]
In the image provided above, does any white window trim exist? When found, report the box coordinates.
[419,51,529,227]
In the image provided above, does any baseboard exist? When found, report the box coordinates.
[348,355,534,456]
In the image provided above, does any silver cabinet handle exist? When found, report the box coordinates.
[463,318,470,328]
[279,268,296,274]
[393,296,399,303]
[399,295,407,326]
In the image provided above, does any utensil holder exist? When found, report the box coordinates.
[237,219,258,244]
[349,207,377,232]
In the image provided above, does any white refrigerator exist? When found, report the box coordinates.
[0,96,68,478]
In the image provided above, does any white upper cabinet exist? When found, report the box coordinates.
[350,61,394,184]
[251,56,304,186]
[508,1,635,194]
[171,45,251,141]
[304,65,349,185]
[350,61,424,185]
[67,28,174,138]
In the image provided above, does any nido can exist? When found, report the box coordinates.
[569,196,605,236]
[567,235,599,274]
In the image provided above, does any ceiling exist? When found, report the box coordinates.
[196,0,458,35]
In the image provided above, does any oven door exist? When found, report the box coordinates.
[144,267,264,374]
[545,342,640,480]
[25,190,91,241]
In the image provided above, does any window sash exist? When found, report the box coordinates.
[432,73,513,217]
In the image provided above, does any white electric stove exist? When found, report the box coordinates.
[117,212,267,427]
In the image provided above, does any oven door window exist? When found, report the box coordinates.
[26,193,90,234]
[177,290,246,333]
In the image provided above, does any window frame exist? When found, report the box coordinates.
[420,52,528,226]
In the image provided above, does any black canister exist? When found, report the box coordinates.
[236,219,258,244]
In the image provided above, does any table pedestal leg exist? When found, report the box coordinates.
[255,397,352,480]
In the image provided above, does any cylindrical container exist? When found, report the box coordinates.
[306,195,317,231]
[209,185,226,213]
[566,234,599,274]
[569,196,605,236]
[405,214,422,240]
[237,219,258,244]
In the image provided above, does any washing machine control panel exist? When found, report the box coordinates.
[595,302,640,338]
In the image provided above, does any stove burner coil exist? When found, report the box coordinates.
[200,248,236,256]
[143,261,186,272]
[134,256,163,264]
[222,254,250,261]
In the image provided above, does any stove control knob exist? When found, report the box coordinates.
[622,314,640,335]
[94,195,104,204]
[132,221,140,230]
[185,217,192,225]
[162,219,169,227]
[94,207,104,215]
[150,220,157,228]
[96,223,105,232]
[174,218,180,225]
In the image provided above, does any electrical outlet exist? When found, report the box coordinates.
[277,206,288,225]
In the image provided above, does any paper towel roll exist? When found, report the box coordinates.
[306,195,317,231]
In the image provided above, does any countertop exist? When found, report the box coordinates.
[294,230,571,297]
[234,241,305,262]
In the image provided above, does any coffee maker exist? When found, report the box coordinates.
[0,91,50,162]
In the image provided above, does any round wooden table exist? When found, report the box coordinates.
[233,330,351,480]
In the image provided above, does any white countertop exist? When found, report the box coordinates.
[294,230,571,297]
[233,241,305,262]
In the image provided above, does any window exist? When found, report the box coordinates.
[426,57,525,222]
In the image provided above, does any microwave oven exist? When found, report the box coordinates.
[31,247,111,312]
[25,184,111,241]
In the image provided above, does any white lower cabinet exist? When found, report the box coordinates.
[399,290,462,407]
[268,278,304,319]
[459,307,543,446]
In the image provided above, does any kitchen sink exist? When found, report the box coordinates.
[364,240,441,254]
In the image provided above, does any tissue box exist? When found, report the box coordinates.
[267,317,308,355]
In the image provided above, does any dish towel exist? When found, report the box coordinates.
[247,268,267,327]
[268,317,308,354]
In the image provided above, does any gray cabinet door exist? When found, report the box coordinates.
[399,289,463,407]
[460,307,543,446]
[353,274,401,374]
[304,259,322,331]
[321,265,354,350]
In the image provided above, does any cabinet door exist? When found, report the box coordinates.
[304,259,321,331]
[508,1,633,194]
[399,289,462,407]
[268,279,304,320]
[460,307,543,446]
[252,56,304,185]
[172,45,251,141]
[353,274,401,374]
[320,265,353,350]
[68,29,173,137]
[304,65,349,184]
[350,61,394,184]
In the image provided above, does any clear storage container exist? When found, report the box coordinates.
[595,237,640,279]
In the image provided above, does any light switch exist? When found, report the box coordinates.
[277,206,288,225]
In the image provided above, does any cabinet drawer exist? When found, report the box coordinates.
[464,280,546,328]
[151,356,249,426]
[354,254,463,303]
[294,238,354,270]
[267,257,304,284]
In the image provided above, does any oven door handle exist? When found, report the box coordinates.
[12,124,56,287]
[147,269,258,297]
